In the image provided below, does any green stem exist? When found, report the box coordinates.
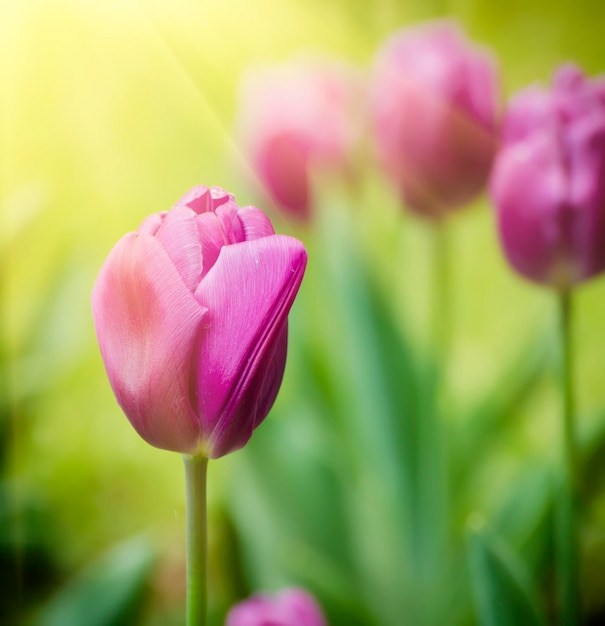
[557,291,579,626]
[418,221,450,610]
[430,222,451,362]
[183,455,209,626]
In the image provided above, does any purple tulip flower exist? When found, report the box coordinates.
[490,65,605,288]
[91,186,307,458]
[371,20,500,219]
[226,588,327,626]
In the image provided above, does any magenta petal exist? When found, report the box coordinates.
[156,208,202,291]
[465,48,499,131]
[503,87,553,145]
[216,202,245,243]
[226,588,326,626]
[274,589,327,626]
[566,113,605,279]
[255,321,288,420]
[173,185,234,214]
[91,233,206,453]
[194,212,228,279]
[193,235,307,458]
[491,132,569,284]
[238,206,276,240]
[257,132,311,217]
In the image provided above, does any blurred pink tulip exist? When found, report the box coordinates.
[490,65,605,289]
[91,186,307,458]
[226,588,327,626]
[371,20,500,219]
[239,60,364,220]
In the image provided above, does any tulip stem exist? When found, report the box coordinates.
[418,222,450,593]
[431,222,451,360]
[557,291,579,626]
[184,454,209,626]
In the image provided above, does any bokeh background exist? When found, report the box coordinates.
[3,0,605,624]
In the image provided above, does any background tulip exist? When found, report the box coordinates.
[226,588,327,626]
[490,64,605,289]
[238,60,364,220]
[371,20,500,219]
[91,185,307,458]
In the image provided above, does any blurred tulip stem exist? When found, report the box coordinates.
[430,221,451,364]
[557,290,579,626]
[184,454,209,626]
[420,221,451,584]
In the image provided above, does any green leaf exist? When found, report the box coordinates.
[493,463,554,581]
[315,202,422,545]
[452,334,549,498]
[579,406,605,497]
[36,537,156,626]
[468,525,545,626]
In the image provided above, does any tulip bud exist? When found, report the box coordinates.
[226,588,327,626]
[371,20,500,219]
[238,60,364,220]
[91,186,307,458]
[490,65,605,289]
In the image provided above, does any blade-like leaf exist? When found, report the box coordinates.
[36,537,155,626]
[452,334,549,493]
[468,525,545,626]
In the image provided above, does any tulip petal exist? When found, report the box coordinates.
[138,211,166,236]
[238,205,276,240]
[91,233,206,453]
[216,202,245,243]
[194,212,228,279]
[566,112,605,279]
[491,132,569,284]
[226,588,326,626]
[257,132,311,216]
[156,208,202,291]
[192,235,307,457]
[503,87,553,145]
[254,320,288,420]
[172,185,234,214]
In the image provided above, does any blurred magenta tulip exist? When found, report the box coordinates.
[239,60,363,220]
[371,20,500,219]
[226,588,327,626]
[490,65,605,289]
[91,186,307,458]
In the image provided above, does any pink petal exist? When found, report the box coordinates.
[238,206,276,240]
[91,233,206,453]
[194,212,228,279]
[274,589,327,626]
[566,112,605,280]
[226,589,326,626]
[490,131,569,284]
[137,211,166,236]
[216,202,245,243]
[503,87,553,145]
[173,185,234,214]
[156,208,202,291]
[256,132,311,217]
[254,321,288,420]
[192,235,307,458]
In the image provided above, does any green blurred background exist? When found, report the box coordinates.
[3,0,605,624]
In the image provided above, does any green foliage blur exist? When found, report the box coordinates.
[3,0,605,624]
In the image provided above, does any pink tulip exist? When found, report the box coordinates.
[490,65,605,289]
[91,186,307,458]
[371,20,500,219]
[226,588,327,626]
[239,60,363,220]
